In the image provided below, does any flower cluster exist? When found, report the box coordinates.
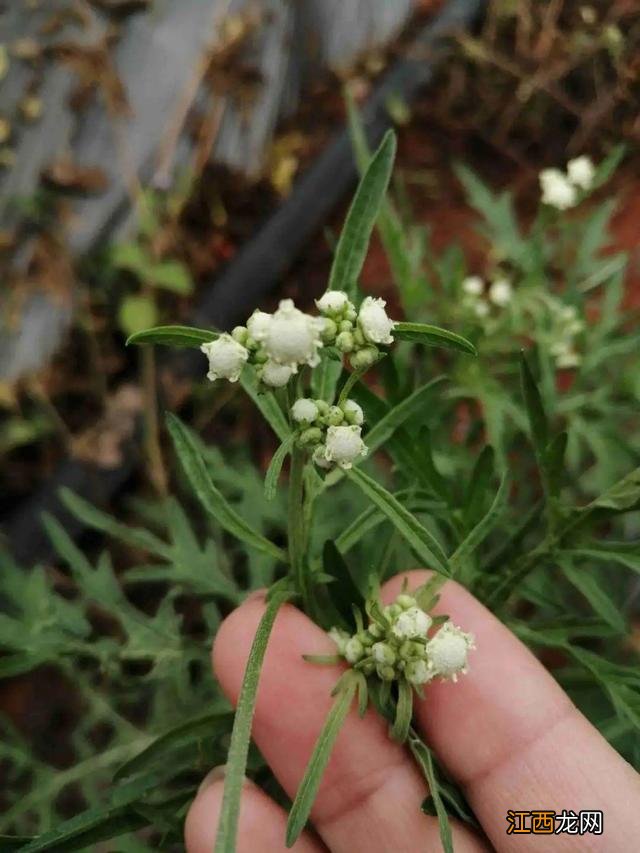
[329,591,474,689]
[539,156,596,210]
[200,291,396,389]
[462,274,513,318]
[291,396,367,470]
[548,303,584,369]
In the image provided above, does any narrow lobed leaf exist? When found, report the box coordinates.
[126,325,217,348]
[393,322,477,356]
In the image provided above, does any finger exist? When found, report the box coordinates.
[213,593,484,853]
[185,770,323,853]
[382,571,640,852]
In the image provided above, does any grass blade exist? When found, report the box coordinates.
[394,322,477,356]
[286,673,358,846]
[327,131,396,295]
[216,589,293,853]
[408,731,453,853]
[265,434,295,501]
[365,376,447,454]
[450,475,509,572]
[126,325,217,347]
[167,414,286,562]
[346,467,449,576]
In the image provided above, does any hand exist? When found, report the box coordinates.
[185,571,640,851]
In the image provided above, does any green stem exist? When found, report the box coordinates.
[288,446,309,607]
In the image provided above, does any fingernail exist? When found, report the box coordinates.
[246,588,267,603]
[198,764,227,794]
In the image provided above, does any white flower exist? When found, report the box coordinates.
[405,659,432,686]
[262,299,324,369]
[567,156,595,191]
[473,300,490,318]
[462,275,484,296]
[426,622,474,680]
[260,360,295,387]
[342,398,364,426]
[391,606,432,640]
[324,425,367,469]
[556,348,581,369]
[371,642,396,666]
[488,278,513,307]
[291,398,319,424]
[344,636,364,664]
[316,290,350,315]
[246,309,272,342]
[358,296,395,345]
[200,334,248,383]
[540,168,577,210]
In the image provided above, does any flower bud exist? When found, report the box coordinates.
[358,296,395,345]
[247,309,272,342]
[368,623,383,639]
[312,444,332,470]
[314,399,330,416]
[231,325,248,345]
[299,426,323,446]
[321,318,338,343]
[344,637,364,663]
[383,603,402,621]
[396,593,416,610]
[405,659,431,685]
[339,320,353,333]
[328,626,349,655]
[377,664,396,681]
[342,399,364,426]
[391,606,432,640]
[372,642,396,666]
[291,398,319,424]
[260,360,295,387]
[350,346,379,370]
[326,405,344,426]
[316,290,350,316]
[345,305,357,322]
[336,331,355,353]
[201,334,249,383]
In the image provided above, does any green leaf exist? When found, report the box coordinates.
[562,547,640,575]
[391,679,413,743]
[167,414,286,562]
[450,475,509,572]
[17,803,147,852]
[286,673,358,846]
[151,260,193,294]
[346,467,449,576]
[311,352,343,403]
[393,322,477,356]
[264,434,295,501]
[464,446,495,528]
[60,488,172,559]
[215,588,293,853]
[587,466,640,513]
[118,294,158,337]
[408,732,453,853]
[239,365,291,442]
[322,540,365,627]
[126,324,217,348]
[365,376,447,454]
[561,559,626,634]
[111,242,151,276]
[115,710,232,782]
[520,353,548,454]
[327,130,396,295]
[543,431,568,498]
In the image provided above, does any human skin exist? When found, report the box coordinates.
[185,570,640,852]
